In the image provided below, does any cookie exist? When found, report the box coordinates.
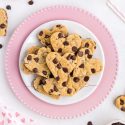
[115,96,125,112]
[81,38,96,54]
[32,77,60,99]
[51,24,68,35]
[50,32,82,54]
[85,58,103,75]
[21,63,32,74]
[24,54,50,78]
[37,29,51,45]
[46,52,75,85]
[27,46,41,54]
[0,9,8,36]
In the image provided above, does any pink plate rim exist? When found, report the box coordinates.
[5,5,118,119]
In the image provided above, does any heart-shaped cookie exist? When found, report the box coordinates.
[50,32,82,54]
[46,52,77,85]
[24,54,50,78]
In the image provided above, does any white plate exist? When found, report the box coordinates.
[19,20,105,105]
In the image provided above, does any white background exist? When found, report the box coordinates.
[0,0,125,125]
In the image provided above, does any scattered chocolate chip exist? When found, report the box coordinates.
[27,55,32,60]
[33,68,38,73]
[120,99,124,105]
[84,76,89,82]
[57,63,62,69]
[57,48,62,53]
[121,107,125,111]
[67,88,72,94]
[85,49,90,54]
[112,122,125,125]
[42,71,47,75]
[72,46,78,52]
[6,5,11,10]
[79,64,84,68]
[54,85,58,92]
[56,24,61,27]
[77,51,83,57]
[39,31,43,36]
[62,82,67,87]
[28,0,34,5]
[45,35,50,38]
[63,41,69,46]
[94,46,96,49]
[85,43,89,47]
[87,121,93,125]
[66,54,71,60]
[0,24,6,29]
[62,67,68,73]
[34,57,39,62]
[0,44,3,49]
[53,58,58,64]
[39,78,46,85]
[70,71,73,77]
[58,33,64,38]
[91,68,96,73]
[87,54,92,59]
[73,77,80,83]
[71,55,76,60]
[49,73,54,78]
[56,76,60,81]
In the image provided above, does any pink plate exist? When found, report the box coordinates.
[5,6,118,119]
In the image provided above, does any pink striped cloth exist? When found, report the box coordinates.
[107,0,125,23]
[0,103,36,125]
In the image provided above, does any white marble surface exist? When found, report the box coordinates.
[0,0,125,125]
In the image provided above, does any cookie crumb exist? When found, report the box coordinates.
[28,0,34,5]
[6,5,11,10]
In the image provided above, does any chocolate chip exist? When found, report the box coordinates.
[121,107,125,111]
[58,33,64,38]
[50,89,54,93]
[85,49,90,54]
[57,63,62,69]
[84,76,89,82]
[87,54,92,59]
[56,24,61,27]
[49,73,54,78]
[0,44,3,49]
[45,35,50,38]
[63,41,69,46]
[0,24,6,29]
[62,82,67,87]
[67,88,72,94]
[6,5,11,10]
[45,42,50,46]
[62,67,68,73]
[112,122,125,125]
[27,55,32,60]
[56,76,60,81]
[28,0,34,5]
[85,43,89,47]
[73,77,80,83]
[34,50,38,55]
[72,46,78,52]
[120,99,124,105]
[54,85,58,92]
[66,54,71,60]
[39,31,43,36]
[70,71,73,77]
[71,55,76,60]
[91,68,96,73]
[53,58,58,64]
[39,78,46,85]
[79,64,84,68]
[77,51,83,57]
[57,48,62,53]
[33,68,38,73]
[34,57,39,62]
[94,46,96,49]
[87,121,93,125]
[42,71,47,75]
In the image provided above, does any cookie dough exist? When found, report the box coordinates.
[115,95,125,112]
[0,9,8,36]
